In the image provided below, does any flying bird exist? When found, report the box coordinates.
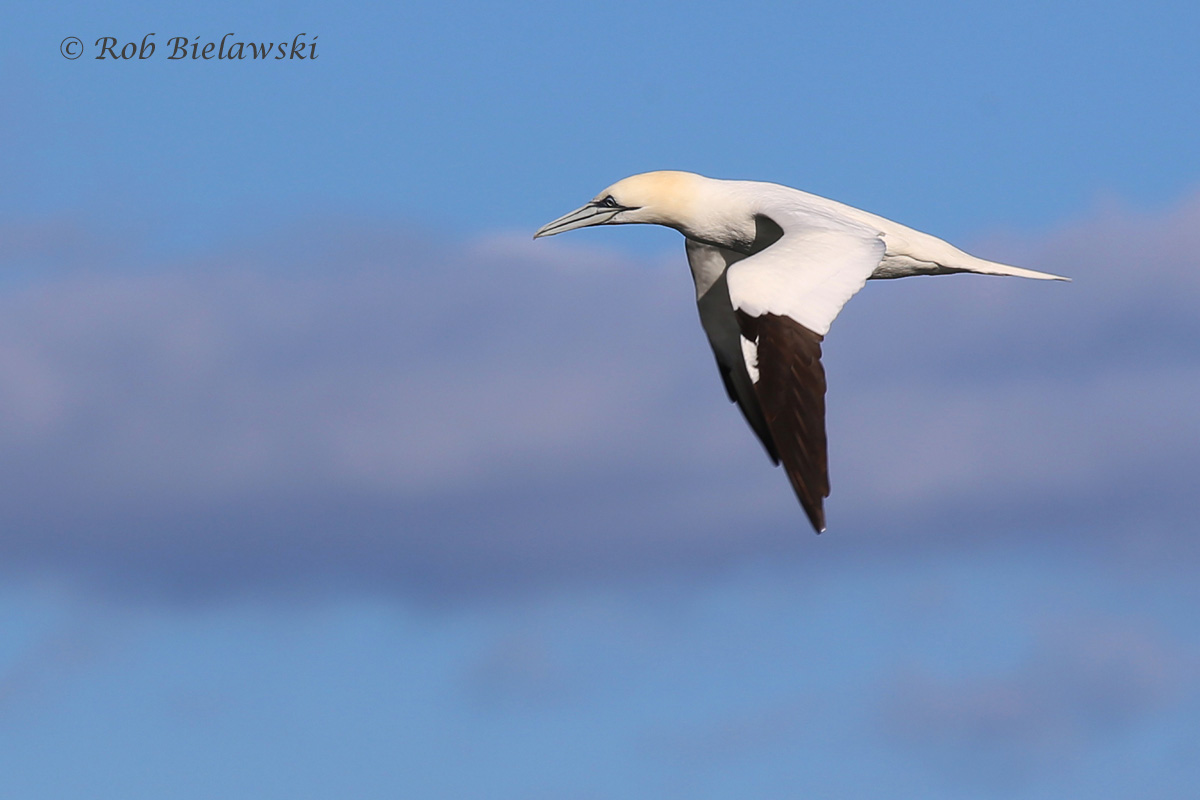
[534,171,1067,533]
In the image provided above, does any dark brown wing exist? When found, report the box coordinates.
[736,310,829,533]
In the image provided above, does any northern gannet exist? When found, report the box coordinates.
[534,171,1067,533]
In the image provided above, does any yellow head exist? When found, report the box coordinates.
[534,171,710,239]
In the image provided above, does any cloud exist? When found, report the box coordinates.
[0,193,1197,598]
[0,221,770,596]
[824,192,1200,539]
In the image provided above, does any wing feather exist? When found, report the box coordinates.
[738,311,828,531]
[725,207,887,532]
[686,241,779,463]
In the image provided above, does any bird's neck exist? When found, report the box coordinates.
[670,180,765,253]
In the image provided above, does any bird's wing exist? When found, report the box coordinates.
[686,240,779,464]
[725,211,886,532]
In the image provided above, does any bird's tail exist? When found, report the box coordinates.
[961,256,1070,281]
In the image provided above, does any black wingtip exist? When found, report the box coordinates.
[788,470,826,533]
[796,496,825,534]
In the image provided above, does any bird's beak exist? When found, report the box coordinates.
[533,203,619,239]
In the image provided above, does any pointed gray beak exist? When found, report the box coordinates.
[533,203,619,239]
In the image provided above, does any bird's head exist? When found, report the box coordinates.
[534,171,709,239]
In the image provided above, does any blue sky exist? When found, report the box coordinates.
[9,0,1200,243]
[2,1,1199,797]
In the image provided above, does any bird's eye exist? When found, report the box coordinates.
[599,195,618,208]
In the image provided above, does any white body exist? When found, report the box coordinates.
[667,176,1065,335]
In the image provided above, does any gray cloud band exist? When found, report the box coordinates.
[0,194,1197,598]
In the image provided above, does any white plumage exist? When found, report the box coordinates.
[535,171,1067,532]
